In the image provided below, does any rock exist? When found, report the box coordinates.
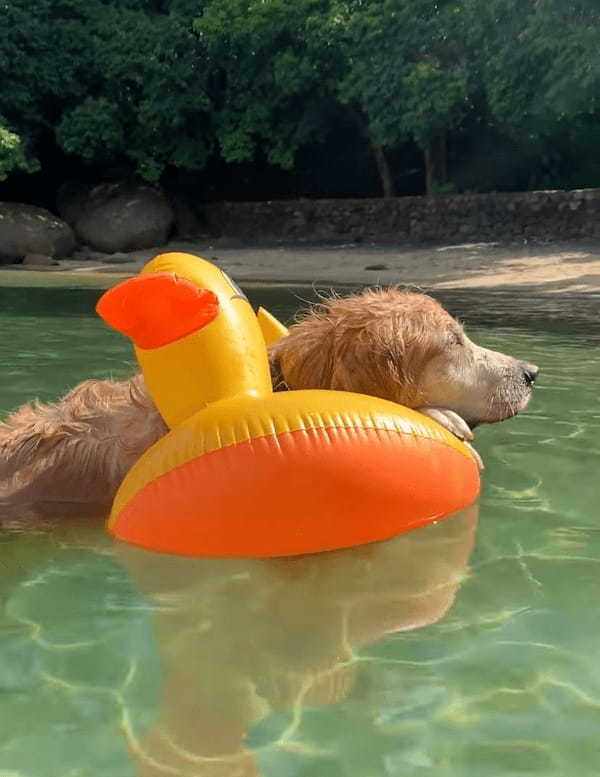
[291,210,308,227]
[200,188,600,246]
[58,182,174,253]
[22,253,58,266]
[0,202,76,264]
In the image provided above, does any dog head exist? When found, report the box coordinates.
[269,288,538,427]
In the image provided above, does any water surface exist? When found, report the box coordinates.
[1,283,600,776]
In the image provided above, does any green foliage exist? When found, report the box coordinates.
[334,0,472,150]
[195,0,341,169]
[0,0,211,181]
[56,97,126,161]
[1,0,600,193]
[0,121,39,181]
[462,0,600,189]
[469,0,600,132]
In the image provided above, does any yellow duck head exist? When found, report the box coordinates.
[97,252,480,558]
[98,252,286,428]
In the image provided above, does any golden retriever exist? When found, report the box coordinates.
[0,288,538,510]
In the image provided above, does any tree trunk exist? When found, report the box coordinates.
[438,133,447,186]
[424,144,435,196]
[424,135,448,196]
[347,106,395,198]
[372,140,395,198]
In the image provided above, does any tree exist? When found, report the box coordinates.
[461,0,600,189]
[0,0,213,182]
[57,4,212,181]
[0,0,95,176]
[331,0,473,196]
[194,0,342,174]
[2,0,600,197]
[195,0,476,197]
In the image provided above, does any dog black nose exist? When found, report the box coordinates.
[522,363,539,386]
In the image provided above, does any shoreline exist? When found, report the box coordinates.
[2,238,600,294]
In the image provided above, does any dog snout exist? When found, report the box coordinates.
[521,362,539,386]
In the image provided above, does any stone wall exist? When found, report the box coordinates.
[204,188,600,245]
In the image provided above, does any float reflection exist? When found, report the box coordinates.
[117,505,478,777]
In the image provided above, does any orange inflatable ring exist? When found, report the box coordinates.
[97,253,480,558]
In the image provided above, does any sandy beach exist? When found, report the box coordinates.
[2,239,600,294]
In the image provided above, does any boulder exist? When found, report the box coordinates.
[0,202,76,264]
[58,182,174,253]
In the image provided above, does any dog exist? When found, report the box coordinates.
[270,288,538,435]
[0,288,538,510]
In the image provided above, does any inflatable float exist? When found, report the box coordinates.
[96,252,480,557]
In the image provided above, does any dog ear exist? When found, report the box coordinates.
[268,316,337,390]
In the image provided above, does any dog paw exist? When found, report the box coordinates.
[416,406,484,470]
[417,407,473,441]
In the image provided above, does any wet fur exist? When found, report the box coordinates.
[270,288,537,429]
[270,288,454,406]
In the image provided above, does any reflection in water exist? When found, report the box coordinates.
[116,506,478,777]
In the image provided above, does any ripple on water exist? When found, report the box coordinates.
[2,289,600,776]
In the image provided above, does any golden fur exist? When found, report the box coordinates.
[270,288,458,405]
[270,288,538,430]
[0,288,537,510]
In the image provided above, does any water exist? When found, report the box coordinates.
[1,282,600,777]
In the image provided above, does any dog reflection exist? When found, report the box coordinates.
[117,506,478,777]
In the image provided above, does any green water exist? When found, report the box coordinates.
[1,284,600,777]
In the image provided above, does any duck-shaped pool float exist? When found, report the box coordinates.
[96,252,480,557]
